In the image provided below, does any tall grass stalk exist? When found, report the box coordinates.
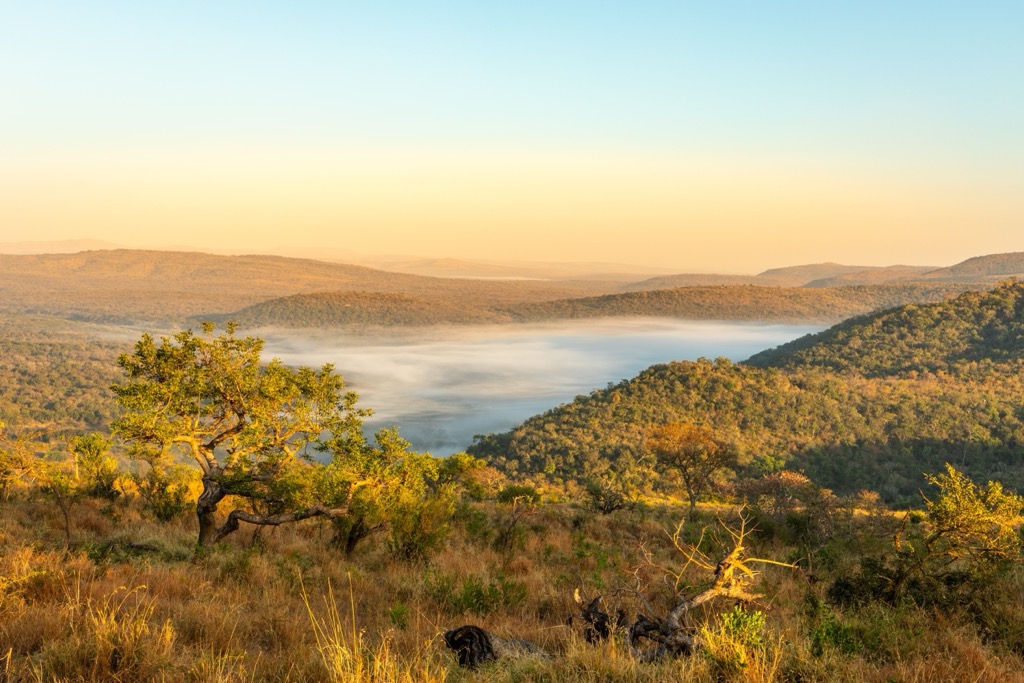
[303,576,448,683]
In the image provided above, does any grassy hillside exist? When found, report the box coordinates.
[6,491,1024,682]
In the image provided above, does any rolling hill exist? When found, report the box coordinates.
[0,248,1019,329]
[468,281,1024,504]
[502,283,975,324]
[0,250,620,324]
[210,283,979,329]
[210,291,505,328]
[919,252,1024,282]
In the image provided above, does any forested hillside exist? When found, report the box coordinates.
[503,283,975,324]
[0,314,120,432]
[747,280,1024,376]
[217,282,978,328]
[205,291,505,327]
[470,281,1024,504]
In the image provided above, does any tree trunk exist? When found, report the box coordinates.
[58,500,72,547]
[196,475,227,547]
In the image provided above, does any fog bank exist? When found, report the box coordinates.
[262,319,821,455]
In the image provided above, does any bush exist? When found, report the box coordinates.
[810,608,860,656]
[496,484,540,505]
[133,464,195,523]
[700,606,774,680]
[425,571,527,616]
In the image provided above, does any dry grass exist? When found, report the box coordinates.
[1,497,1024,681]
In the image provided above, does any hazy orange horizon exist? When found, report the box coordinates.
[2,144,1018,273]
[2,4,1021,273]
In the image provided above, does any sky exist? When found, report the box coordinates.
[1,2,1022,273]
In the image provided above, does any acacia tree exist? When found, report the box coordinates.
[112,324,369,547]
[647,422,737,519]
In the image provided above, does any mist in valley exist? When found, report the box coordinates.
[260,319,821,455]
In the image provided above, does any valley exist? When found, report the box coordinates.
[3,248,1024,681]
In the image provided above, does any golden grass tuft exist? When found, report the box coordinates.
[303,578,450,683]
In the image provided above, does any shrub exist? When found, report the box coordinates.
[133,463,195,523]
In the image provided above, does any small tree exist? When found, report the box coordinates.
[493,484,539,552]
[70,433,120,500]
[647,422,737,519]
[888,463,1023,600]
[585,456,646,515]
[39,461,83,546]
[316,427,417,555]
[112,324,369,547]
[317,428,483,560]
[830,463,1024,607]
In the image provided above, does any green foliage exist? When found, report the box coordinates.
[386,603,409,630]
[387,482,456,562]
[583,457,645,514]
[133,463,196,522]
[699,606,771,679]
[738,470,842,546]
[918,463,1023,567]
[70,433,120,500]
[720,605,766,648]
[830,463,1024,608]
[0,422,44,500]
[425,570,527,616]
[810,608,860,656]
[112,324,368,545]
[496,484,540,505]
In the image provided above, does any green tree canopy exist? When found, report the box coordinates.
[111,324,368,547]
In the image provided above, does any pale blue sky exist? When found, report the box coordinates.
[2,2,1022,271]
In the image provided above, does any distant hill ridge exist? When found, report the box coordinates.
[921,252,1024,281]
[625,262,943,290]
[0,250,618,323]
[0,247,1019,326]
